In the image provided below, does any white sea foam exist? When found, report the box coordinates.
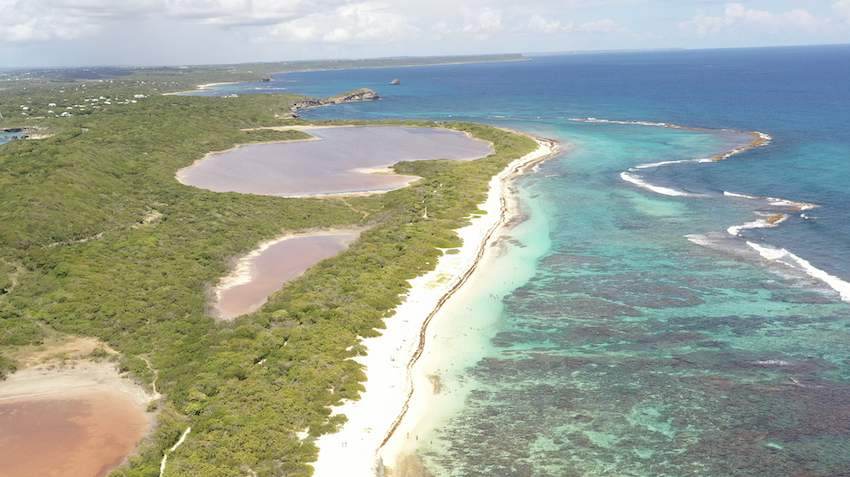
[572,117,671,127]
[620,172,695,197]
[686,232,770,262]
[727,213,787,236]
[723,191,818,211]
[747,242,850,303]
[634,158,709,169]
[724,191,761,200]
[684,233,714,247]
[753,360,792,366]
[769,198,817,210]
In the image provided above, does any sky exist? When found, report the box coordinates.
[1,0,849,68]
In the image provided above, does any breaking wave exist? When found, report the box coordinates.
[599,117,843,303]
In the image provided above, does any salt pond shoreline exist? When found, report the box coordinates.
[0,357,157,477]
[176,125,492,198]
[211,229,362,321]
[310,132,559,477]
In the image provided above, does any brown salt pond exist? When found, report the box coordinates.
[216,233,358,319]
[0,386,150,477]
[177,126,493,196]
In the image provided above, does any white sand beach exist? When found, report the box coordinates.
[310,135,559,477]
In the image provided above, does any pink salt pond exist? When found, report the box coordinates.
[0,388,149,477]
[177,126,493,196]
[216,234,358,320]
[195,126,493,319]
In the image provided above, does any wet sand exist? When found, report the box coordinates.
[177,126,493,197]
[0,360,155,477]
[216,233,358,319]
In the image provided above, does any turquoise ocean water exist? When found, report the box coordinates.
[0,132,21,145]
[199,45,850,476]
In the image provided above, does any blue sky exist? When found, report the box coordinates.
[1,0,849,67]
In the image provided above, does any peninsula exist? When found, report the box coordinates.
[0,63,544,476]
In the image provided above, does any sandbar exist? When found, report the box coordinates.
[309,133,559,476]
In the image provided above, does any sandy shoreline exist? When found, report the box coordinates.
[163,82,242,96]
[0,359,156,408]
[310,133,559,477]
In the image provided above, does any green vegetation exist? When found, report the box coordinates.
[0,54,525,94]
[0,73,536,475]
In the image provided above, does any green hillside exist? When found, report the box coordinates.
[0,79,536,476]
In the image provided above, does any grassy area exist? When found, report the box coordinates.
[0,77,536,476]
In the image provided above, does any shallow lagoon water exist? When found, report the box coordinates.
[0,132,19,145]
[411,122,850,476]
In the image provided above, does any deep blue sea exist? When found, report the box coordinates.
[202,45,850,476]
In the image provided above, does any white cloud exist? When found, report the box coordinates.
[3,0,848,64]
[264,22,323,43]
[0,0,158,42]
[0,0,399,44]
[430,20,452,40]
[323,27,353,43]
[257,3,419,44]
[519,14,569,35]
[578,18,617,33]
[834,0,850,23]
[460,6,502,40]
[680,2,830,39]
[164,0,345,26]
[562,0,652,9]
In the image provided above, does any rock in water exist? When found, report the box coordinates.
[389,79,401,85]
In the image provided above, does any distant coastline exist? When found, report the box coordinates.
[526,47,685,56]
[163,54,526,96]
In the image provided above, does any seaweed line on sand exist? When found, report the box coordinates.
[377,134,559,452]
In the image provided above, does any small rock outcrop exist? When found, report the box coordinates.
[389,79,401,85]
[2,126,45,133]
[1,126,51,141]
[280,88,381,119]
